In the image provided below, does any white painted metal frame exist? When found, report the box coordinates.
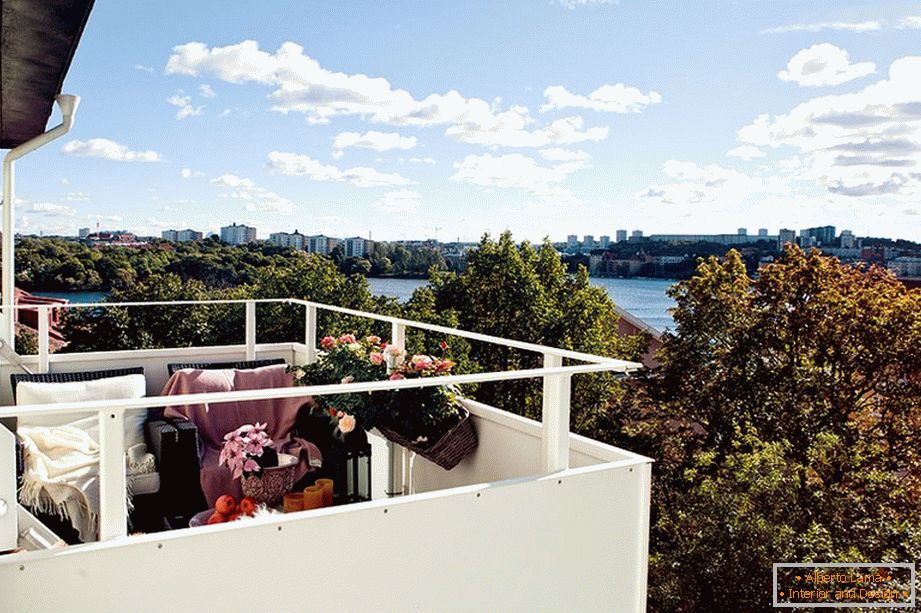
[0,298,649,611]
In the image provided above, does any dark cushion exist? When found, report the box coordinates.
[166,358,285,377]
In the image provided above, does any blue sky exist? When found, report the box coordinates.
[13,0,921,241]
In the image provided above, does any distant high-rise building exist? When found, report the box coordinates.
[839,229,855,249]
[778,228,796,250]
[800,225,836,247]
[758,228,768,237]
[306,235,338,255]
[177,229,202,242]
[615,229,627,243]
[78,227,90,239]
[343,236,373,258]
[737,228,747,236]
[163,228,203,242]
[583,235,594,252]
[566,235,579,252]
[220,223,257,246]
[631,230,644,240]
[269,230,306,250]
[599,235,611,249]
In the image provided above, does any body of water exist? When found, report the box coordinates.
[35,277,678,332]
[367,276,677,331]
[32,290,109,304]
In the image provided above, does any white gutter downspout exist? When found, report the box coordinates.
[1,94,80,345]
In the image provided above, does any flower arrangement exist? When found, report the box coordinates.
[288,333,465,447]
[218,422,278,480]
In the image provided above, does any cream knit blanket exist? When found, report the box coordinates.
[18,421,100,542]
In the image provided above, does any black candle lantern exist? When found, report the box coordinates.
[334,428,372,504]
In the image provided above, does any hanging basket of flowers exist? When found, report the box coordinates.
[288,334,477,470]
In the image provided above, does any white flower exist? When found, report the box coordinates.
[338,414,357,434]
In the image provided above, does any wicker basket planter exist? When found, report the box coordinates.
[241,453,298,506]
[377,407,478,470]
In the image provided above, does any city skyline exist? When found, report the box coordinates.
[10,1,921,242]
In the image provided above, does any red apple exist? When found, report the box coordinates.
[227,511,242,522]
[206,512,226,525]
[215,494,237,516]
[239,497,257,516]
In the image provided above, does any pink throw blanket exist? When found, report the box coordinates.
[162,365,320,507]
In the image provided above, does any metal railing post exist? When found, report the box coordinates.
[541,353,572,473]
[98,410,126,540]
[390,322,408,495]
[245,300,256,361]
[305,304,317,364]
[37,305,49,373]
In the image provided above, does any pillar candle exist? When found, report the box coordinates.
[316,478,334,506]
[283,492,303,513]
[302,484,324,510]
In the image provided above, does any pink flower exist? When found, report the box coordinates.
[320,336,337,349]
[339,334,357,344]
[411,354,434,371]
[366,335,381,345]
[338,413,357,434]
[440,340,449,351]
[389,373,405,381]
[341,375,355,384]
[369,352,384,365]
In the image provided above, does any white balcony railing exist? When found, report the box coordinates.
[0,298,651,613]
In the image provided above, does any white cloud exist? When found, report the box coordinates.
[180,168,205,178]
[639,160,770,205]
[133,64,155,72]
[267,151,415,187]
[211,174,255,188]
[737,55,921,198]
[87,214,123,223]
[778,44,875,87]
[333,130,417,157]
[23,201,77,217]
[726,145,766,160]
[165,40,609,148]
[451,151,591,201]
[375,189,421,213]
[541,84,661,113]
[445,112,608,147]
[60,138,161,162]
[555,0,617,8]
[900,16,921,29]
[199,84,217,98]
[538,148,591,162]
[167,91,204,120]
[65,191,91,201]
[762,20,882,34]
[209,173,294,213]
[408,156,436,164]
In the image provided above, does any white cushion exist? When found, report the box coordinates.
[16,374,148,447]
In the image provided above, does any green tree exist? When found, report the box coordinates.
[408,232,646,424]
[615,247,921,612]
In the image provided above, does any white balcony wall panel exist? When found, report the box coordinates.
[1,461,650,613]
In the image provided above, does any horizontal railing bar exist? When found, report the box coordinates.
[0,298,284,310]
[289,299,630,366]
[0,361,633,419]
[2,297,642,367]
